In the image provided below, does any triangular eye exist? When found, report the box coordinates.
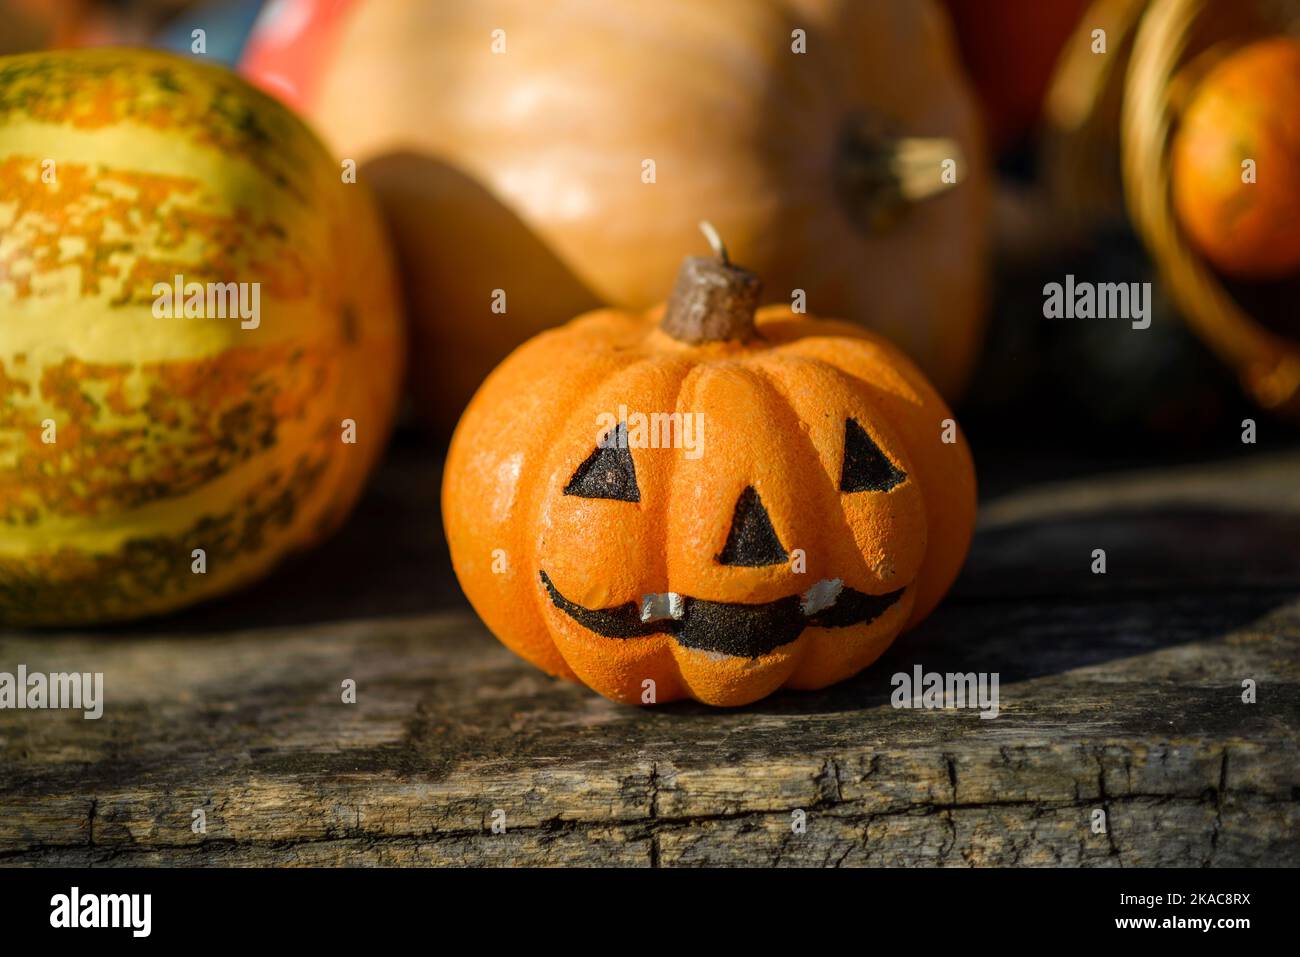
[840,418,907,492]
[717,486,788,566]
[564,423,640,502]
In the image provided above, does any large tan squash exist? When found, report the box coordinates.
[245,0,990,429]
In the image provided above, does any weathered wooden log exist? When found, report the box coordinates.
[1,446,1297,866]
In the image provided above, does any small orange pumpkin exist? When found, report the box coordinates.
[1172,37,1300,279]
[443,229,976,707]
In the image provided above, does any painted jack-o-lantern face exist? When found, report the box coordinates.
[444,235,976,706]
[540,413,915,660]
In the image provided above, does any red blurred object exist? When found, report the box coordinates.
[240,0,358,110]
[942,0,1091,152]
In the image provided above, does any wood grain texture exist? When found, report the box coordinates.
[1,442,1297,866]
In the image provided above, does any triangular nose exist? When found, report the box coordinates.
[717,486,788,567]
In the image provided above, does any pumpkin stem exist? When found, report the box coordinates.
[836,119,965,232]
[661,222,761,344]
[698,219,730,265]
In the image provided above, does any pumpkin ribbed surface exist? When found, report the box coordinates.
[443,298,975,707]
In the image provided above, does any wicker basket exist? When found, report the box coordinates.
[1042,0,1150,233]
[1122,0,1300,417]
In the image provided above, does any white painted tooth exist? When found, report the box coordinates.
[641,592,685,622]
[800,578,843,616]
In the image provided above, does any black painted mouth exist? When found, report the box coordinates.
[539,570,906,659]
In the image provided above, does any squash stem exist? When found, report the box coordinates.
[836,127,965,232]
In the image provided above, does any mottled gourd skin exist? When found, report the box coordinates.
[0,49,404,626]
[443,304,976,707]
